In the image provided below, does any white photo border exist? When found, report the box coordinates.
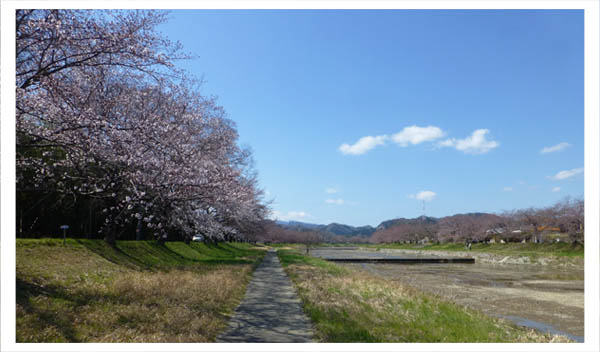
[2,1,598,352]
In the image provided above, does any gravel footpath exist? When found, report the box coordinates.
[217,250,314,343]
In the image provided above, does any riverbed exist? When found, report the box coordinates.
[311,247,584,342]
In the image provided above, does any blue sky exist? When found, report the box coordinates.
[159,10,583,227]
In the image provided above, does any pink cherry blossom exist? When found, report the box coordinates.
[17,10,268,244]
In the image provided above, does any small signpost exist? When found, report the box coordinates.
[60,225,69,245]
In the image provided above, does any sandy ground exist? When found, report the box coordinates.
[311,248,584,340]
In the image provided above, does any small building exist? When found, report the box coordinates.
[418,236,431,245]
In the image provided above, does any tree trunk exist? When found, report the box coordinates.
[19,208,23,237]
[104,227,116,246]
[88,200,93,239]
[135,217,143,241]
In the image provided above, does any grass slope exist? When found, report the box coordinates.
[367,242,584,259]
[16,239,266,342]
[278,249,569,343]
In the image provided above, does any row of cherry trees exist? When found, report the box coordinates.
[370,197,584,245]
[254,221,323,244]
[16,10,267,244]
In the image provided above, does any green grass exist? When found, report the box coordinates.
[16,238,266,342]
[278,249,570,343]
[365,242,584,258]
[278,249,348,276]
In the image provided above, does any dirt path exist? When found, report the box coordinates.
[217,250,314,343]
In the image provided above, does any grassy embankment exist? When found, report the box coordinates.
[278,249,570,343]
[275,241,584,260]
[366,242,584,261]
[16,238,266,342]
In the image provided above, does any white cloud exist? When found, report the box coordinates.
[270,210,310,221]
[548,167,583,180]
[325,198,359,206]
[408,190,436,202]
[340,126,497,155]
[552,187,561,192]
[325,198,345,205]
[339,135,387,155]
[391,125,445,146]
[502,187,513,192]
[325,187,339,194]
[541,142,571,154]
[439,129,499,154]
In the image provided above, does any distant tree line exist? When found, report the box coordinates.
[248,221,374,245]
[252,221,323,244]
[252,197,584,246]
[370,197,584,245]
[16,10,267,244]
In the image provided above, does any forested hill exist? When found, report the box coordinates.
[375,216,439,231]
[276,213,494,238]
[276,221,375,237]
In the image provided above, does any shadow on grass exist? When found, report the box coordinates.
[16,278,78,342]
[189,241,262,258]
[76,239,261,272]
[75,239,148,270]
[16,239,264,342]
[16,277,114,342]
[16,276,232,342]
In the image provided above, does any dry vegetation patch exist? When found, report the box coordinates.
[16,239,264,342]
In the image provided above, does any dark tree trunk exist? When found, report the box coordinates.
[104,227,116,246]
[19,208,23,237]
[87,200,93,239]
[135,217,143,241]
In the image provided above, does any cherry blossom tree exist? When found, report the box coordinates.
[513,207,546,243]
[16,10,187,90]
[552,197,584,244]
[16,9,267,244]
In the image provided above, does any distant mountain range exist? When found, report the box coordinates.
[276,212,495,238]
[275,220,375,237]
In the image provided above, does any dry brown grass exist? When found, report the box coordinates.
[16,239,263,342]
[17,267,253,342]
